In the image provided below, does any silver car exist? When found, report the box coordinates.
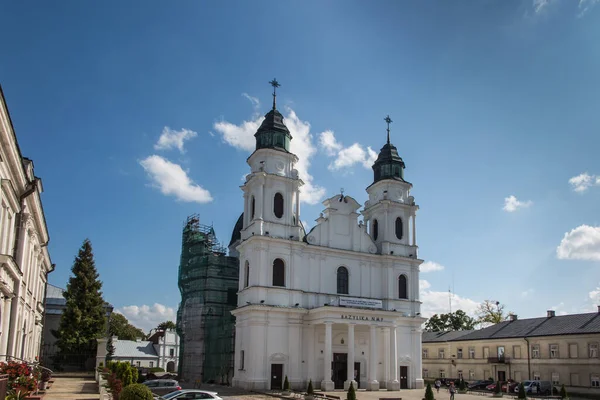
[162,390,222,400]
[143,379,182,396]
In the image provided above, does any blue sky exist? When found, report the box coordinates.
[1,0,599,331]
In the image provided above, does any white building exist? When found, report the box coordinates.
[230,87,425,392]
[0,85,54,361]
[97,329,180,372]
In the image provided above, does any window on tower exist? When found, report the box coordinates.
[273,258,285,287]
[399,274,408,299]
[251,196,255,220]
[337,266,349,294]
[372,219,379,240]
[274,193,284,219]
[395,217,403,240]
[244,261,250,288]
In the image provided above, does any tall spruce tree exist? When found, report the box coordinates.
[55,239,107,362]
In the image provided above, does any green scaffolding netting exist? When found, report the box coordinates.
[176,214,239,384]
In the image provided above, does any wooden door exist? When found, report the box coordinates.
[271,364,283,390]
[400,366,408,389]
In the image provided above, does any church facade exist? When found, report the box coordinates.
[229,83,425,391]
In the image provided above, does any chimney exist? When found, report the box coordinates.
[509,314,518,321]
[547,310,555,318]
[597,305,600,314]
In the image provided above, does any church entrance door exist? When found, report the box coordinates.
[332,353,347,389]
[271,364,283,390]
[400,366,408,389]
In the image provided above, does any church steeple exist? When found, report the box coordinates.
[372,115,406,183]
[254,79,293,152]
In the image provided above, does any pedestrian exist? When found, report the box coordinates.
[449,382,456,400]
[435,379,441,393]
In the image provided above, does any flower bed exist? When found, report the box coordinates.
[0,361,39,398]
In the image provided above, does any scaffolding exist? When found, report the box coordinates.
[176,214,239,384]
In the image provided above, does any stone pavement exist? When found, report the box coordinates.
[43,375,100,400]
[320,388,494,400]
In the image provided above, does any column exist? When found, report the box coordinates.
[295,190,300,226]
[412,214,417,246]
[383,328,390,388]
[367,325,379,391]
[388,326,400,390]
[0,299,11,360]
[344,324,356,390]
[321,322,334,391]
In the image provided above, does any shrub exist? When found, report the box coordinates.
[495,381,502,394]
[122,368,133,387]
[459,379,466,391]
[518,383,526,399]
[425,383,434,400]
[347,382,356,400]
[307,380,314,395]
[560,384,568,399]
[107,373,123,400]
[131,368,139,385]
[119,383,153,400]
[149,367,165,373]
[283,375,290,391]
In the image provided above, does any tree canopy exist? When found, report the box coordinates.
[110,313,146,340]
[157,321,176,331]
[54,239,107,358]
[476,300,509,325]
[424,310,477,332]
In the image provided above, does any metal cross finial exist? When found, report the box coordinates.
[384,115,393,144]
[340,187,345,195]
[269,78,281,110]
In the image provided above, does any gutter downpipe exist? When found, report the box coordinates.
[524,337,531,380]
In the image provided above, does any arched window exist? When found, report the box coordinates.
[337,267,349,294]
[395,217,403,240]
[244,261,250,288]
[372,219,379,240]
[398,275,408,299]
[274,193,284,219]
[272,258,285,287]
[251,196,255,220]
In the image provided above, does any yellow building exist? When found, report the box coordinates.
[422,310,600,396]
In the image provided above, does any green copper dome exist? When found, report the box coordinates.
[372,141,406,183]
[254,108,292,151]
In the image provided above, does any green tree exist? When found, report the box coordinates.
[106,335,115,362]
[518,383,527,399]
[54,239,107,363]
[120,384,153,400]
[283,375,290,391]
[495,381,502,395]
[157,321,176,331]
[307,380,314,395]
[476,300,510,325]
[424,310,477,332]
[347,382,356,400]
[559,384,568,399]
[425,383,434,400]
[110,314,146,340]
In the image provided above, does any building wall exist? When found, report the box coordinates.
[422,333,600,393]
[0,87,52,362]
[153,329,180,372]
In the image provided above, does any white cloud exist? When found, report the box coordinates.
[420,281,480,319]
[550,302,568,316]
[154,127,198,154]
[319,130,378,171]
[319,130,342,156]
[556,225,600,261]
[503,195,533,212]
[139,155,213,203]
[569,173,600,193]
[521,288,535,298]
[420,261,445,273]
[242,93,261,112]
[116,303,176,333]
[212,100,326,205]
[533,0,551,13]
[578,0,600,17]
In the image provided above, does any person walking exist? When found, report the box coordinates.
[449,382,456,400]
[435,379,441,393]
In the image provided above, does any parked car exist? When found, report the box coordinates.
[514,380,553,395]
[143,379,182,396]
[468,380,494,390]
[162,390,222,400]
[501,380,519,392]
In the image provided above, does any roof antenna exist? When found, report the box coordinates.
[269,78,280,110]
[384,115,393,144]
[449,286,453,314]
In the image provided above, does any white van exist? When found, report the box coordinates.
[514,380,553,395]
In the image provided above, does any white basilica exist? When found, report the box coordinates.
[229,82,424,392]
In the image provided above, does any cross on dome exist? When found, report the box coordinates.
[269,78,280,110]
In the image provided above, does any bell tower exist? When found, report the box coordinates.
[362,115,419,257]
[240,79,304,241]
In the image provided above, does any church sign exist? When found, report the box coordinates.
[339,297,383,309]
